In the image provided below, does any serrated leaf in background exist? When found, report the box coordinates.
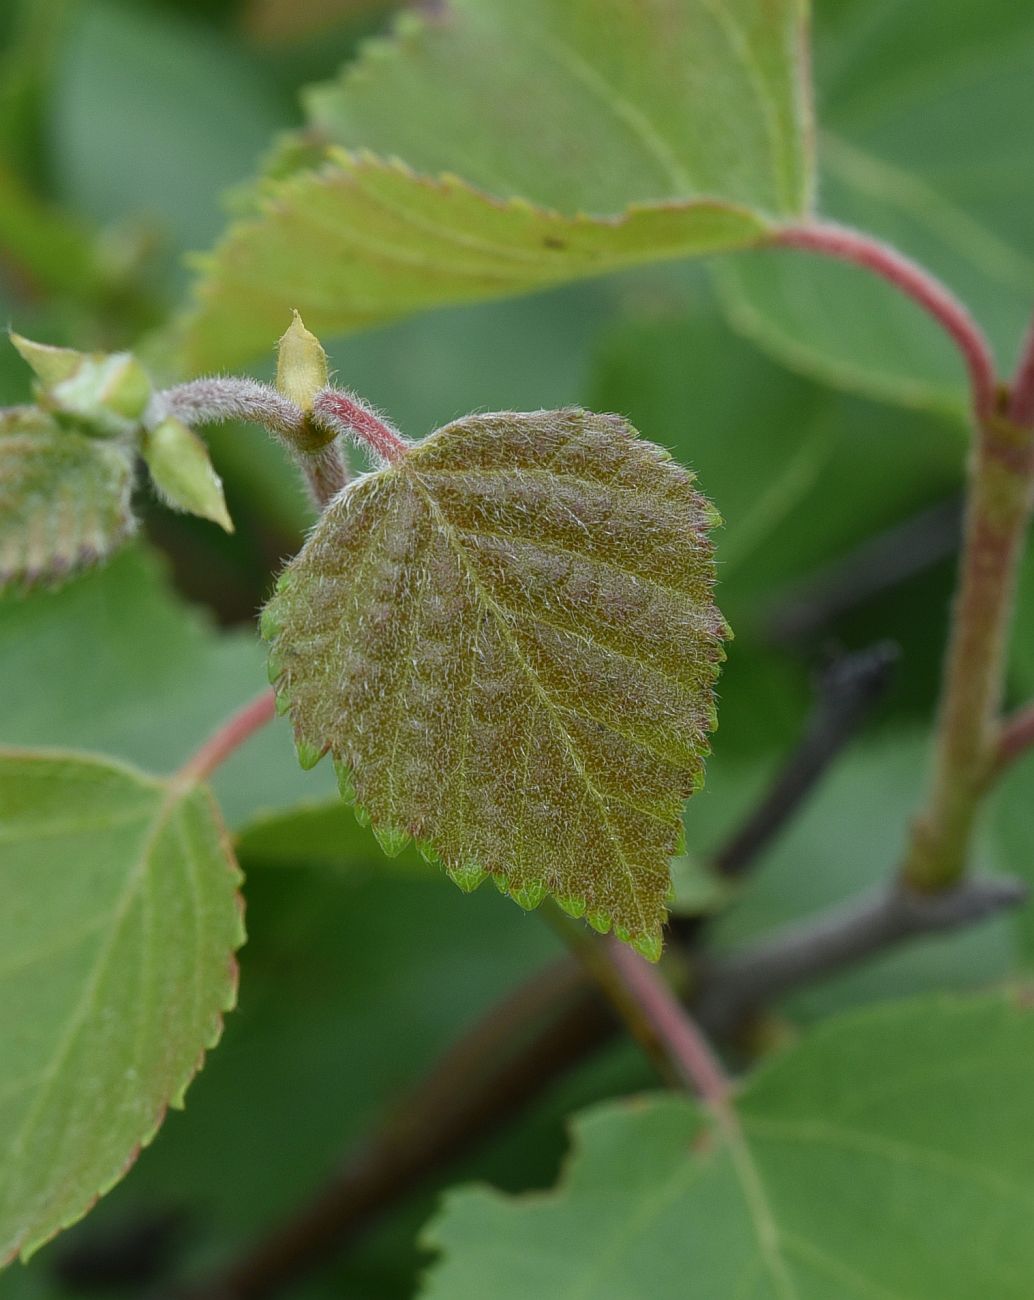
[716,0,1034,415]
[0,546,333,824]
[423,995,1034,1299]
[0,750,243,1264]
[0,406,135,589]
[266,409,726,954]
[177,0,814,368]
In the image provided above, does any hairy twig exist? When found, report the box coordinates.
[158,378,349,509]
[693,875,1028,1036]
[311,387,410,465]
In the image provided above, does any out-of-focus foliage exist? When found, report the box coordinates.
[1,1,1032,1296]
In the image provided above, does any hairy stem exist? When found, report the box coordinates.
[902,414,1034,887]
[770,222,997,426]
[158,378,348,509]
[176,689,277,785]
[311,387,409,465]
[773,222,1034,890]
[694,875,1028,1036]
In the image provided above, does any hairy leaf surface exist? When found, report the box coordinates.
[264,409,726,955]
[0,750,244,1264]
[0,407,135,589]
[423,995,1034,1298]
[179,0,814,368]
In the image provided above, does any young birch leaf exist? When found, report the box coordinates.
[178,0,814,368]
[141,415,234,532]
[0,407,136,589]
[264,408,726,957]
[0,749,244,1265]
[423,995,1034,1299]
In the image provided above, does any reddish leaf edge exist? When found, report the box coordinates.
[0,755,246,1267]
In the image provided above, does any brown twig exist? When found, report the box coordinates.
[694,875,1028,1036]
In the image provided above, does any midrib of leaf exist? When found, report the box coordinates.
[822,131,1034,289]
[406,470,650,935]
[0,780,177,1229]
[723,1115,800,1300]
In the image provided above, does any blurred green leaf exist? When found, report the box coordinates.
[178,0,814,368]
[0,750,243,1264]
[424,994,1034,1299]
[0,406,135,590]
[0,546,334,824]
[717,0,1034,414]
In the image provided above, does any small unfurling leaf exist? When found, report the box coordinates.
[0,407,136,590]
[141,415,233,532]
[264,408,727,956]
[276,310,328,414]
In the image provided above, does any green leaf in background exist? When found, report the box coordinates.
[0,749,244,1264]
[717,0,1034,415]
[0,546,334,824]
[178,0,814,368]
[0,406,135,589]
[265,409,726,956]
[423,994,1034,1299]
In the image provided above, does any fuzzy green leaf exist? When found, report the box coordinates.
[264,409,726,956]
[0,406,135,589]
[423,994,1034,1298]
[178,0,814,368]
[0,750,244,1265]
[141,415,234,532]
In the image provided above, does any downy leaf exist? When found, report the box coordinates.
[0,749,244,1264]
[178,0,814,368]
[0,406,135,589]
[264,408,727,957]
[423,994,1034,1299]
